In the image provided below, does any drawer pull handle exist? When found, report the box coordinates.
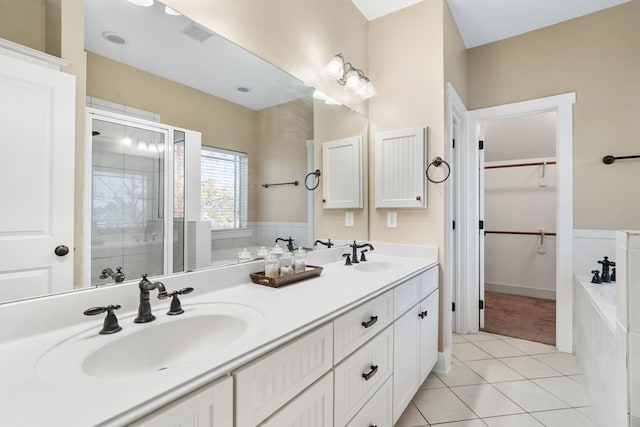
[362,364,378,381]
[418,310,428,319]
[361,315,378,328]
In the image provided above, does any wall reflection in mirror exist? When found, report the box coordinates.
[0,0,369,304]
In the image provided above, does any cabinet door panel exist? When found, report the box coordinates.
[346,376,393,427]
[392,304,420,424]
[129,376,232,427]
[259,372,333,427]
[322,136,363,209]
[419,290,439,384]
[234,324,333,427]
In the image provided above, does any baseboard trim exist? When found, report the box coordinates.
[485,282,556,300]
[434,351,452,375]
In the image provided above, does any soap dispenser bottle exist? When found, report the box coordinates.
[294,248,307,273]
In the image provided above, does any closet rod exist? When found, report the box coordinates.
[485,161,556,170]
[485,230,557,236]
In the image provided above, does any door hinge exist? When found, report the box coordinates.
[479,300,484,310]
[452,302,456,311]
[479,140,484,150]
[452,220,456,230]
[452,138,455,149]
[479,220,484,230]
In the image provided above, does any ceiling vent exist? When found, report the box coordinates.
[179,22,213,42]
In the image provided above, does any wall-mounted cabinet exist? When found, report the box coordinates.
[322,136,363,209]
[375,127,427,208]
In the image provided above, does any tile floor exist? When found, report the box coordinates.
[395,332,595,427]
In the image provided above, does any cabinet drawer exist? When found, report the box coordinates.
[346,376,393,427]
[334,290,393,363]
[393,275,420,318]
[234,323,333,427]
[259,372,333,427]
[129,376,232,427]
[420,267,438,300]
[334,326,393,427]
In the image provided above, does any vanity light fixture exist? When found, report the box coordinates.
[325,53,376,100]
[127,0,154,6]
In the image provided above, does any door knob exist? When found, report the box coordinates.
[54,245,70,256]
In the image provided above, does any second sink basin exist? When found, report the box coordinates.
[37,302,264,382]
[353,261,396,273]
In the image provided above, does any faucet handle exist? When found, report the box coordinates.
[84,304,122,335]
[360,249,369,262]
[343,253,352,266]
[162,287,194,315]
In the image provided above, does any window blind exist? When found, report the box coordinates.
[200,146,248,230]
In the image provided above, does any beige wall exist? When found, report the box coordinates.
[0,0,46,51]
[313,101,369,241]
[467,1,640,229]
[443,1,467,104]
[257,98,313,223]
[368,1,446,248]
[86,52,261,222]
[162,0,369,115]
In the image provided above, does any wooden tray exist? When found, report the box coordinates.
[250,265,323,288]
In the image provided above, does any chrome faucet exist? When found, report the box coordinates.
[99,266,126,284]
[134,274,167,323]
[276,236,295,252]
[350,241,374,264]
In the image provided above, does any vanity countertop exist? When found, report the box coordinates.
[1,250,437,427]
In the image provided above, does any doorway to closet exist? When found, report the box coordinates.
[480,112,557,345]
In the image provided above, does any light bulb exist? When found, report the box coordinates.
[356,80,376,100]
[121,137,132,147]
[164,5,180,15]
[137,141,148,151]
[312,89,328,101]
[345,69,362,90]
[127,0,154,6]
[325,55,344,80]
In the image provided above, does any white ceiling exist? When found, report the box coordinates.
[85,0,311,111]
[352,0,631,48]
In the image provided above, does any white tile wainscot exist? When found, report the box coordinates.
[574,230,640,427]
[0,243,438,426]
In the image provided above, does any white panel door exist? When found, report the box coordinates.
[419,290,439,384]
[392,303,420,424]
[0,52,75,303]
[375,127,426,208]
[322,136,363,209]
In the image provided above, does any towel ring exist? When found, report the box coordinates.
[305,169,321,190]
[426,157,451,184]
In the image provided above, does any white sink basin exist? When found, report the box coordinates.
[353,261,396,273]
[37,302,263,381]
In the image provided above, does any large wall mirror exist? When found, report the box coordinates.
[0,0,368,304]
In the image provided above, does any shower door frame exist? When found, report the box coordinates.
[83,108,177,287]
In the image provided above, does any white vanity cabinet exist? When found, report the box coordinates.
[128,376,233,427]
[392,267,439,424]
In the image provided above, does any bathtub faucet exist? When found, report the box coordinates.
[598,256,616,283]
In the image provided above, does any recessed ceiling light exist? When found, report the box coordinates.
[164,6,180,16]
[237,87,251,93]
[127,0,154,6]
[102,32,128,45]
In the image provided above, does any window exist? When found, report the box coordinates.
[200,146,248,230]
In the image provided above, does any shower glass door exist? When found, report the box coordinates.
[89,115,171,286]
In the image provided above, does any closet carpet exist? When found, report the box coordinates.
[481,291,556,346]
